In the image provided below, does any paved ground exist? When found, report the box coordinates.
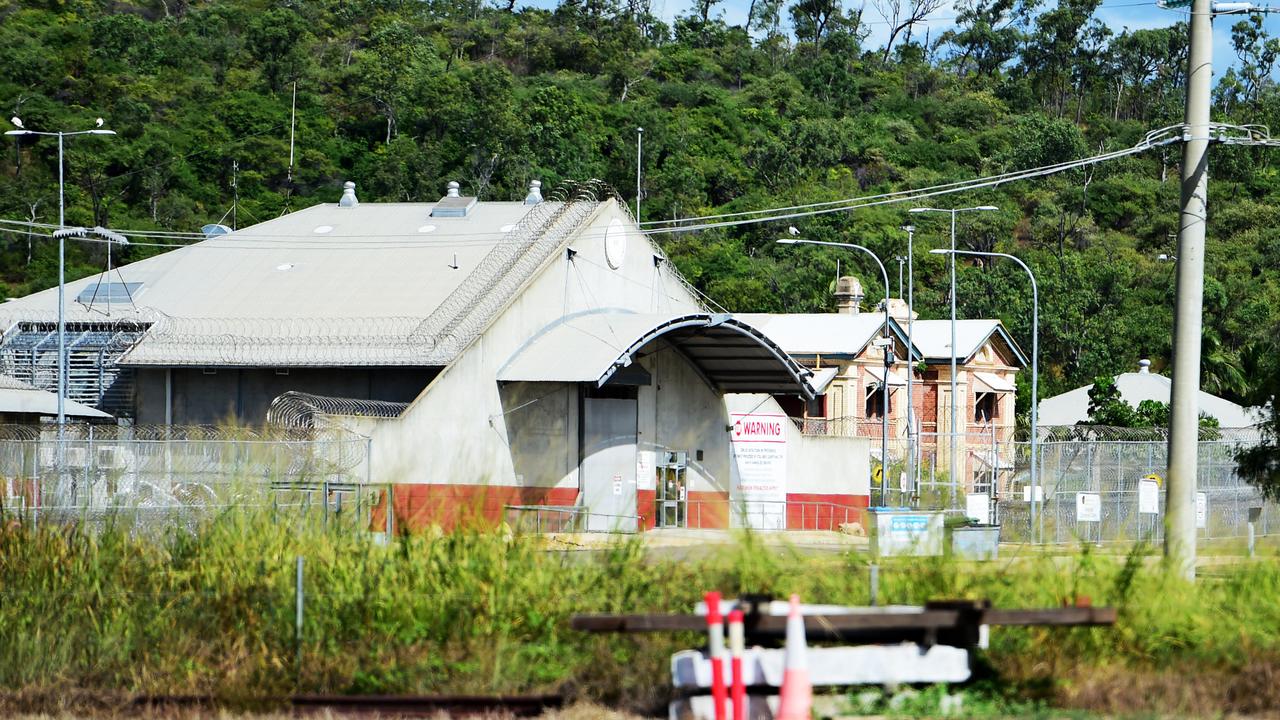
[540,528,869,560]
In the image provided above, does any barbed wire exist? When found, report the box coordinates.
[410,179,612,362]
[1039,424,1262,443]
[267,391,408,430]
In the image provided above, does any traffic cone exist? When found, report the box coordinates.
[775,594,812,720]
[704,591,728,720]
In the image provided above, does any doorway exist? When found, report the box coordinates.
[581,390,638,532]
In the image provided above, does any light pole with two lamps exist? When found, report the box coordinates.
[931,248,1039,542]
[778,237,894,505]
[5,117,116,431]
[907,205,998,507]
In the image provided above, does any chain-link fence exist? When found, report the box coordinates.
[0,424,381,534]
[859,426,1275,545]
[997,438,1274,545]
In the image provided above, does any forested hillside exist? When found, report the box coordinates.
[2,0,1280,408]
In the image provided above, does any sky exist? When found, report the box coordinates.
[525,0,1280,80]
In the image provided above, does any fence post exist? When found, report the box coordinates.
[295,555,304,685]
[869,563,879,607]
[384,484,394,537]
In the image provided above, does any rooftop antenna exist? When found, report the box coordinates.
[287,81,297,183]
[449,253,459,270]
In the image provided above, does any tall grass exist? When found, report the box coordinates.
[2,507,1279,714]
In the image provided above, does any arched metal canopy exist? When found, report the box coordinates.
[498,312,830,400]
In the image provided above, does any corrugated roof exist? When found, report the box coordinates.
[1038,371,1261,428]
[733,313,920,361]
[909,319,1027,366]
[3,201,534,322]
[973,371,1016,393]
[497,312,827,399]
[0,375,111,418]
[0,196,605,367]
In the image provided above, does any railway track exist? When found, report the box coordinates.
[134,692,565,717]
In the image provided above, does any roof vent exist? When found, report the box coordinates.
[834,276,864,315]
[525,180,543,205]
[430,180,477,218]
[339,181,358,208]
[1138,358,1151,374]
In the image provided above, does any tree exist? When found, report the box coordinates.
[1237,327,1280,500]
[874,0,945,63]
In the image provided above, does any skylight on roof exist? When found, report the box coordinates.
[76,282,142,304]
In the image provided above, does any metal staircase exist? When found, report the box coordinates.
[0,321,148,418]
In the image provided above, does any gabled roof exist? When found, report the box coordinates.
[733,313,921,360]
[1038,370,1261,428]
[909,319,1028,367]
[0,192,609,367]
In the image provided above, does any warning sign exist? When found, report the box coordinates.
[730,412,787,530]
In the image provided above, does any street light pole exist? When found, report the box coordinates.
[932,249,1039,543]
[901,225,917,502]
[909,205,998,508]
[6,119,116,433]
[778,238,892,505]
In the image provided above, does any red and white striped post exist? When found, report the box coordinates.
[704,591,728,720]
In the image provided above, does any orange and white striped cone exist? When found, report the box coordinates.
[775,594,812,720]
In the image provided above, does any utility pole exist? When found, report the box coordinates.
[1166,0,1213,581]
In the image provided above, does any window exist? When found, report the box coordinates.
[865,384,891,418]
[975,392,998,422]
[805,395,825,418]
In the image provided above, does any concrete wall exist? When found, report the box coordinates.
[351,200,706,525]
[350,200,873,530]
[135,367,439,425]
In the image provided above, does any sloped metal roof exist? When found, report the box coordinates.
[734,313,919,360]
[497,312,826,399]
[0,375,111,418]
[909,319,1028,366]
[1,189,610,367]
[1038,371,1261,428]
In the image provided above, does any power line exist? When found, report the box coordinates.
[0,124,1186,249]
[641,126,1183,235]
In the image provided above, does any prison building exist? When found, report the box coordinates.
[0,180,871,530]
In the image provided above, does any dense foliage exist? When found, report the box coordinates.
[2,0,1280,413]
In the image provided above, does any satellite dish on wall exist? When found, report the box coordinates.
[201,224,232,239]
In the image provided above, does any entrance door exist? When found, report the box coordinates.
[581,396,638,532]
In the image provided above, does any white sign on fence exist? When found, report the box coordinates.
[965,493,990,525]
[1196,492,1207,529]
[1021,485,1044,502]
[1138,479,1160,514]
[1076,493,1102,522]
[729,412,787,530]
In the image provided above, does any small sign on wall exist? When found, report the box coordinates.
[1076,493,1101,522]
[1138,479,1160,514]
[965,493,990,525]
[612,474,623,496]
